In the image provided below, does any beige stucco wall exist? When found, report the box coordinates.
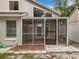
[16,18,22,45]
[68,9,79,43]
[0,17,22,46]
[0,0,33,17]
[0,0,9,11]
[19,0,33,17]
[0,0,59,17]
[0,18,6,43]
[0,0,59,46]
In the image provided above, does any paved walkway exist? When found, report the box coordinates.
[69,40,79,50]
[45,45,79,53]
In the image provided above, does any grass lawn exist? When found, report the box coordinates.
[0,52,79,59]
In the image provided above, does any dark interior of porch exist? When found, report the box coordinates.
[22,18,67,45]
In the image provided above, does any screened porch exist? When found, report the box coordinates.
[22,17,68,45]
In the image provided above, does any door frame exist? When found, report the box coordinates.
[45,19,57,45]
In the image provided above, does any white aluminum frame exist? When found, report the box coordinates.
[56,18,58,45]
[57,18,68,45]
[44,18,46,45]
[22,17,68,45]
[66,18,68,45]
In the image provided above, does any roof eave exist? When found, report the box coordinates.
[0,11,28,17]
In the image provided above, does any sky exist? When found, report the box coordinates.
[36,0,75,8]
[36,0,55,8]
[67,0,75,6]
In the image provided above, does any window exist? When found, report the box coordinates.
[45,13,52,17]
[9,1,19,10]
[7,21,16,37]
[33,7,44,17]
[37,27,41,36]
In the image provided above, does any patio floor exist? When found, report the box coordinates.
[10,45,45,51]
[10,45,46,53]
[9,44,79,53]
[69,40,79,48]
[46,45,79,53]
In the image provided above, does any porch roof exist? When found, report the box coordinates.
[22,17,68,20]
[0,11,28,17]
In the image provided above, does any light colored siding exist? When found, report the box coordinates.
[0,0,59,17]
[68,9,79,43]
[16,18,22,45]
[69,9,78,26]
[0,0,33,17]
[0,0,9,11]
[0,17,22,46]
[0,0,59,46]
[0,19,6,43]
[19,0,33,17]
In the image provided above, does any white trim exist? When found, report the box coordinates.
[23,33,44,34]
[22,44,44,45]
[5,38,16,40]
[67,18,69,45]
[56,18,58,45]
[23,17,68,20]
[44,18,46,45]
[0,11,27,17]
[32,19,34,44]
[21,18,22,45]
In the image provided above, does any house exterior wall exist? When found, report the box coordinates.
[16,18,22,45]
[0,0,9,11]
[68,9,79,43]
[0,0,33,17]
[19,0,33,17]
[0,17,22,46]
[0,18,6,44]
[0,0,59,17]
[19,0,59,17]
[0,0,60,46]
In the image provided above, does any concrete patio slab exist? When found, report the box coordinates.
[4,45,79,53]
[45,45,79,53]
